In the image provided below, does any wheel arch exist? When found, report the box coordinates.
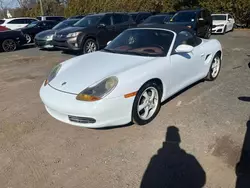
[80,35,99,49]
[137,78,164,100]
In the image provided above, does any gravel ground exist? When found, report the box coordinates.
[0,30,250,188]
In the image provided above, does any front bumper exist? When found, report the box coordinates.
[212,25,225,33]
[52,37,81,51]
[39,83,134,128]
[35,39,54,49]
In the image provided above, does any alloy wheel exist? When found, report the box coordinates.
[137,87,159,120]
[211,56,221,78]
[2,39,16,52]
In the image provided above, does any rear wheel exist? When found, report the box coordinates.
[2,39,17,52]
[206,54,221,81]
[132,81,162,125]
[82,38,98,54]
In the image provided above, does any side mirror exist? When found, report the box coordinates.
[228,18,232,21]
[175,44,194,53]
[107,41,111,45]
[198,18,204,21]
[98,23,106,28]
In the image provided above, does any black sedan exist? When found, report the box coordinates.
[0,30,26,52]
[35,19,80,49]
[21,20,59,44]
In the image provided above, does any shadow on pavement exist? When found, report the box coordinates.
[140,126,206,188]
[236,120,250,188]
[238,97,250,102]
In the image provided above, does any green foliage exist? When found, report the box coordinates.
[10,0,250,25]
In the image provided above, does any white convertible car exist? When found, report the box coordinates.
[40,24,222,128]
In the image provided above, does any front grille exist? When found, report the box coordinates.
[68,115,96,124]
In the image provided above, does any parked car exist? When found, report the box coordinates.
[0,17,38,30]
[0,25,9,31]
[168,8,212,39]
[68,15,85,19]
[140,14,174,25]
[128,12,152,24]
[0,30,26,52]
[35,19,80,49]
[212,14,235,34]
[40,24,222,128]
[37,16,65,22]
[21,20,59,44]
[53,13,136,54]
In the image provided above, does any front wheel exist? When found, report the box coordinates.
[2,39,17,52]
[82,38,98,54]
[25,34,32,44]
[223,26,227,34]
[132,82,162,125]
[205,54,221,81]
[204,26,212,39]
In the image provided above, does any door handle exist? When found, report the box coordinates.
[201,53,205,57]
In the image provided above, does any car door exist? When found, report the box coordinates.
[169,31,205,93]
[97,14,116,47]
[228,15,235,30]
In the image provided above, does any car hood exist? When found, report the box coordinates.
[213,20,227,25]
[36,29,55,39]
[49,51,156,94]
[55,26,85,35]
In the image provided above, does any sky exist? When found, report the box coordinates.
[3,0,19,8]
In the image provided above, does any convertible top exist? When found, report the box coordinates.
[137,24,195,35]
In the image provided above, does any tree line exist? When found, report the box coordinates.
[2,0,250,26]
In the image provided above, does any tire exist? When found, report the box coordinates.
[204,26,212,39]
[231,25,234,32]
[132,81,162,125]
[1,39,17,52]
[223,26,227,34]
[82,38,98,54]
[24,34,32,44]
[205,53,221,81]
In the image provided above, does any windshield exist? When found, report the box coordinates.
[143,15,167,24]
[0,19,5,24]
[26,21,39,28]
[171,12,197,22]
[212,15,227,20]
[53,20,79,30]
[74,15,103,27]
[103,29,174,57]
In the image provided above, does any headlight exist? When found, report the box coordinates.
[216,24,224,27]
[46,34,53,41]
[44,64,62,86]
[76,76,118,101]
[67,32,81,38]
